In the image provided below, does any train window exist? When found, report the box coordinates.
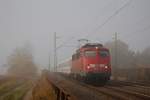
[84,51,96,57]
[100,50,109,57]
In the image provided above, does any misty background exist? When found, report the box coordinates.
[0,0,150,73]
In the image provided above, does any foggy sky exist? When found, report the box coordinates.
[0,0,150,71]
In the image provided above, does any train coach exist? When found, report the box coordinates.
[57,59,71,74]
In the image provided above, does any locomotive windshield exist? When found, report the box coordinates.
[84,51,96,57]
[100,50,109,57]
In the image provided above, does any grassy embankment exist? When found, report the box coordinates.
[0,78,32,100]
[32,75,57,100]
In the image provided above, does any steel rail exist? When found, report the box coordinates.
[105,86,150,100]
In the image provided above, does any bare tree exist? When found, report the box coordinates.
[7,46,38,78]
[137,46,150,67]
[105,40,135,69]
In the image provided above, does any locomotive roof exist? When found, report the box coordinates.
[76,43,104,53]
[81,43,103,48]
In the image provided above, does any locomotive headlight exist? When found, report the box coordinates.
[104,65,108,69]
[87,66,90,69]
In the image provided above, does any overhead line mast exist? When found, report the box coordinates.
[54,32,57,72]
[114,33,118,69]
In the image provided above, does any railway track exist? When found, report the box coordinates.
[74,80,150,100]
[45,72,150,100]
[105,86,150,100]
[109,80,150,87]
[107,80,150,95]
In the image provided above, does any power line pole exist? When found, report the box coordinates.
[54,32,57,72]
[48,51,51,71]
[114,33,118,68]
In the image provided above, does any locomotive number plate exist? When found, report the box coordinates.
[100,64,105,67]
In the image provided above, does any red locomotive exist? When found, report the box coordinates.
[71,43,111,83]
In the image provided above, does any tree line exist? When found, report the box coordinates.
[105,40,150,69]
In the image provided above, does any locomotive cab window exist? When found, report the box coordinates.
[84,51,96,57]
[100,50,109,57]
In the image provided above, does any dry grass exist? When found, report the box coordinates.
[32,75,57,100]
[0,77,32,100]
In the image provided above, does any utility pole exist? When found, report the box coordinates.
[114,33,118,69]
[48,51,51,71]
[54,32,57,72]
